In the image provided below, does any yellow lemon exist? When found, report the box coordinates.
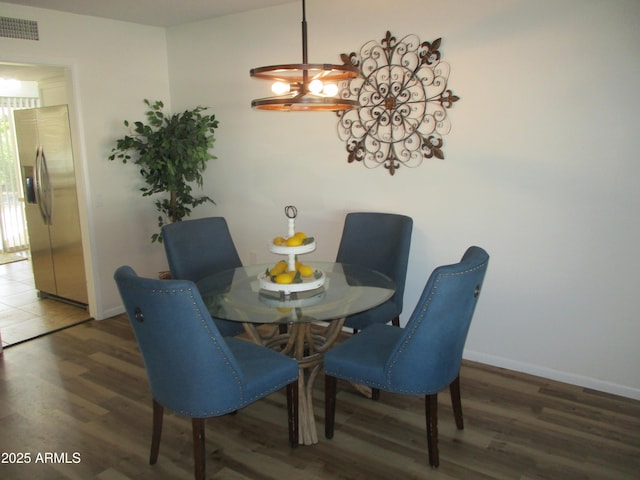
[285,236,303,247]
[273,236,286,246]
[294,231,307,240]
[298,265,314,277]
[269,260,287,276]
[275,272,294,284]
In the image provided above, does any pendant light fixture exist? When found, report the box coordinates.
[250,0,360,111]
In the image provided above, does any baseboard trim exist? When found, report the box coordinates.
[98,305,126,320]
[464,350,640,400]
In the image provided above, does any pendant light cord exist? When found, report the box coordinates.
[301,0,308,86]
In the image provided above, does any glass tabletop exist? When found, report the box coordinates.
[196,261,395,324]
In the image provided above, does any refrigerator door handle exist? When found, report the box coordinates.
[35,145,53,225]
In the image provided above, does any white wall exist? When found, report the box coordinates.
[0,2,171,318]
[166,0,640,398]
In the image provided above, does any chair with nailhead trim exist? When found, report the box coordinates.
[162,217,245,337]
[114,265,299,480]
[324,246,489,468]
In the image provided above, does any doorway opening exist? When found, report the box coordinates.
[0,82,37,254]
[1,63,66,255]
[0,62,91,346]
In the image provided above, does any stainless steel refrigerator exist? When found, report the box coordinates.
[14,105,88,306]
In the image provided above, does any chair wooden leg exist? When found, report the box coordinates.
[150,399,163,465]
[425,394,439,468]
[449,375,464,430]
[286,380,299,448]
[371,387,380,401]
[192,418,205,480]
[325,374,337,439]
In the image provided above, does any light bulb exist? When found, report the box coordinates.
[271,82,290,95]
[308,79,323,94]
[323,83,339,97]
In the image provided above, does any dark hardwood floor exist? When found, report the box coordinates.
[1,315,638,479]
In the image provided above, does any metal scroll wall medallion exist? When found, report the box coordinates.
[337,31,460,175]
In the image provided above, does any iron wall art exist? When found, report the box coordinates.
[337,31,460,176]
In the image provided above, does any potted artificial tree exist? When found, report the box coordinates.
[109,99,219,242]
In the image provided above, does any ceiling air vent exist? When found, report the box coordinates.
[0,17,39,40]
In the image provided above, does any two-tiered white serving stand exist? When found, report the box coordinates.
[258,206,325,294]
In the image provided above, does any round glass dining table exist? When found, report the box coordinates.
[196,261,395,445]
[197,261,394,324]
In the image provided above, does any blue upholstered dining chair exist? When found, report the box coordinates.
[114,266,299,480]
[324,246,489,468]
[335,212,413,332]
[162,217,244,336]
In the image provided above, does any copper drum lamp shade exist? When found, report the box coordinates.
[250,0,360,111]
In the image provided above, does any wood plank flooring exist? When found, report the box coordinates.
[1,314,638,479]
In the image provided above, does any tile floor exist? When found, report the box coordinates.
[0,256,91,349]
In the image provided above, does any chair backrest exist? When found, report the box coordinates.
[336,212,413,314]
[162,217,242,283]
[114,265,246,417]
[386,246,489,394]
